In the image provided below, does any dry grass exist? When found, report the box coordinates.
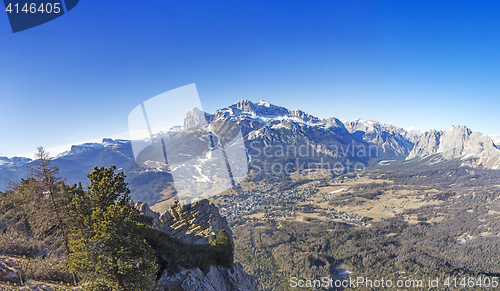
[0,255,78,290]
[269,177,446,225]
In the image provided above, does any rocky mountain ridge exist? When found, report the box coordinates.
[1,100,499,201]
[1,100,422,199]
[136,199,258,291]
[407,125,500,169]
[209,100,418,162]
[343,118,421,159]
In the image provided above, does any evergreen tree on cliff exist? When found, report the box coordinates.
[209,229,234,267]
[69,165,158,290]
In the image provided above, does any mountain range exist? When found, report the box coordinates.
[1,100,499,207]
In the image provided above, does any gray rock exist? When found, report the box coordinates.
[407,130,442,159]
[490,135,500,149]
[158,199,232,244]
[407,125,500,169]
[158,263,258,291]
[137,199,231,244]
[344,119,420,159]
[136,200,257,291]
[135,201,160,221]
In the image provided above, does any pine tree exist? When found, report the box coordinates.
[218,229,234,266]
[69,165,158,290]
[209,229,234,267]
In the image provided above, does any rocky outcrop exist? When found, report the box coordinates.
[407,125,500,169]
[136,200,257,291]
[404,127,425,144]
[407,130,442,159]
[490,135,500,149]
[184,107,212,130]
[137,199,232,245]
[157,263,258,291]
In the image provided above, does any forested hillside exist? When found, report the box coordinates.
[231,164,500,290]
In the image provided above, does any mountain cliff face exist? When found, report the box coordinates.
[343,119,421,160]
[407,125,500,169]
[137,199,232,245]
[136,200,258,291]
[212,100,404,166]
[214,99,330,138]
[491,135,500,149]
[407,130,442,158]
[184,107,213,129]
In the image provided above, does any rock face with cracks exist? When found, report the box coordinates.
[137,199,232,244]
[408,125,500,169]
[156,263,257,291]
[136,199,258,291]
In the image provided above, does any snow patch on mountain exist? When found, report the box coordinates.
[353,118,377,126]
[216,100,330,129]
[56,138,131,158]
[406,127,423,134]
[0,157,32,167]
[257,100,271,107]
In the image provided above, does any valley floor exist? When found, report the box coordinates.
[212,165,500,290]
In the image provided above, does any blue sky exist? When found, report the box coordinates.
[1,0,500,158]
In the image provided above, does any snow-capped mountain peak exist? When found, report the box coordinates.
[228,99,289,117]
[352,118,379,126]
[0,156,32,167]
[257,100,271,107]
[55,138,132,158]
